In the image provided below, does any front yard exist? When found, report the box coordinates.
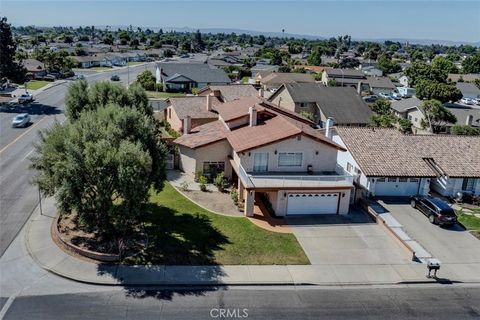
[146,91,186,99]
[26,80,50,90]
[126,182,309,265]
[457,208,480,239]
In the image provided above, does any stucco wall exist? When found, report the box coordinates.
[431,177,479,196]
[178,140,233,176]
[407,108,425,129]
[269,89,296,111]
[166,107,183,132]
[237,135,338,173]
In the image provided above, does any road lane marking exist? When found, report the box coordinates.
[0,296,16,319]
[21,149,35,161]
[0,117,47,155]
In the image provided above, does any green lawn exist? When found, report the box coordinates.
[457,211,480,231]
[146,91,186,99]
[26,80,50,90]
[127,61,143,66]
[87,66,113,71]
[126,183,309,265]
[241,76,250,84]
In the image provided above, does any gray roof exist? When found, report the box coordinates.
[280,83,373,125]
[366,76,396,89]
[443,103,480,127]
[325,69,365,79]
[391,97,423,113]
[156,63,231,84]
[456,82,480,99]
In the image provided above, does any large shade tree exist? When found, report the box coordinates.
[31,105,168,237]
[421,99,457,133]
[0,17,26,83]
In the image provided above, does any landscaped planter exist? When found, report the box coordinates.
[51,214,147,263]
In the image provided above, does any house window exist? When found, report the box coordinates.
[388,177,397,182]
[347,162,353,172]
[399,178,408,182]
[410,178,419,182]
[278,152,303,167]
[202,161,225,179]
[299,103,308,109]
[462,178,475,191]
[253,153,268,172]
[168,108,172,119]
[408,115,412,120]
[415,118,418,122]
[377,178,386,182]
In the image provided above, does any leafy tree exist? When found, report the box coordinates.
[307,46,322,66]
[398,118,413,133]
[369,99,391,115]
[338,57,360,69]
[65,81,152,120]
[31,105,168,237]
[136,70,156,91]
[0,17,26,83]
[405,61,446,86]
[462,54,480,74]
[450,124,480,136]
[369,113,396,128]
[421,99,457,133]
[377,54,401,74]
[415,79,462,103]
[431,56,459,74]
[299,111,315,122]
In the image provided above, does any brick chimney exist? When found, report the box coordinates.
[183,116,191,135]
[249,106,257,127]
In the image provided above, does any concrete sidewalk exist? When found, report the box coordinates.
[25,197,480,286]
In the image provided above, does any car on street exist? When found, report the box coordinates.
[43,74,56,81]
[11,113,31,128]
[460,97,474,105]
[363,95,379,102]
[17,93,34,104]
[410,196,457,226]
[110,75,120,81]
[391,92,402,100]
[379,92,396,100]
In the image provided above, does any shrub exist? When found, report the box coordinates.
[198,175,208,192]
[180,181,189,192]
[230,188,239,206]
[214,172,226,192]
[194,170,203,182]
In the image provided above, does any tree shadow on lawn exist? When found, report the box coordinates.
[96,203,231,300]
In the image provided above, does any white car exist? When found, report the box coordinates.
[460,97,474,105]
[18,93,34,104]
[12,113,31,128]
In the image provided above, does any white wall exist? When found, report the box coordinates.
[431,177,480,197]
[237,135,338,173]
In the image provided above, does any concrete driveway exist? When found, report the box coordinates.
[378,198,480,264]
[287,209,411,265]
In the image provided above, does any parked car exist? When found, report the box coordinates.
[460,97,474,105]
[110,75,120,81]
[391,92,402,100]
[11,113,31,128]
[18,93,34,104]
[43,74,56,81]
[363,95,379,102]
[410,196,457,226]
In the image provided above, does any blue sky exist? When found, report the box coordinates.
[1,1,479,42]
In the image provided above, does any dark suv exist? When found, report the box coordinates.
[410,196,457,226]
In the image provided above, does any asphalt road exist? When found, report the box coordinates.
[0,63,155,256]
[2,285,480,319]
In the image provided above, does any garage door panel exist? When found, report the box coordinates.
[375,178,419,196]
[287,193,338,215]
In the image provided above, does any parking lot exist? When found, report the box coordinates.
[378,198,480,264]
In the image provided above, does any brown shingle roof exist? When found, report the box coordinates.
[216,96,265,122]
[168,96,220,120]
[198,84,258,102]
[260,72,315,85]
[337,127,480,178]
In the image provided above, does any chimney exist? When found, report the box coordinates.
[206,94,212,111]
[249,106,257,127]
[466,114,473,126]
[325,117,334,139]
[183,116,191,135]
[258,88,264,98]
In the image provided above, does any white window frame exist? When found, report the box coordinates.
[278,152,303,168]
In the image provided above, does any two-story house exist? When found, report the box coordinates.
[174,96,354,217]
[268,83,372,127]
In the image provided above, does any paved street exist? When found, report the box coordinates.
[0,63,156,256]
[2,285,480,319]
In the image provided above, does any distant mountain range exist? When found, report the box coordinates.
[81,25,480,46]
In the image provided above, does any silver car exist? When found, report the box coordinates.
[12,113,31,128]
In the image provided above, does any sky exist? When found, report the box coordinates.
[1,0,479,43]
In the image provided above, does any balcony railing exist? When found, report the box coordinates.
[236,161,353,189]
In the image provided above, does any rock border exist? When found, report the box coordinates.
[51,214,121,262]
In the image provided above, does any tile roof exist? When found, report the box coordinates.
[279,83,373,124]
[337,127,480,178]
[216,96,264,121]
[173,120,227,149]
[168,96,220,120]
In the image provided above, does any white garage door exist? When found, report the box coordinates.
[375,178,419,196]
[287,193,339,215]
